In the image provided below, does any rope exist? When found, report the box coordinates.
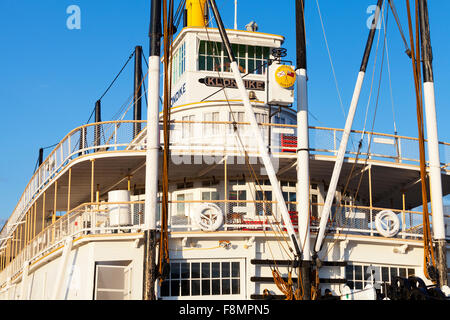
[159,0,176,282]
[405,0,436,282]
[272,269,294,300]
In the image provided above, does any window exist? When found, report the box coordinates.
[256,190,272,216]
[160,260,242,298]
[345,264,416,294]
[198,40,271,74]
[311,194,318,220]
[182,115,195,138]
[94,262,132,300]
[199,41,222,72]
[228,179,247,217]
[229,111,245,134]
[176,193,193,216]
[172,42,186,85]
[202,191,220,201]
[204,112,220,136]
[283,191,297,212]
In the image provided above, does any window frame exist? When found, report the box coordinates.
[159,259,245,300]
[198,39,271,75]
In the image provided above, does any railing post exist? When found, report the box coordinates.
[114,123,118,151]
[401,192,406,239]
[369,165,373,236]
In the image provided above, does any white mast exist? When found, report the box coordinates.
[234,0,238,30]
[295,0,311,299]
[143,0,162,300]
[418,0,448,287]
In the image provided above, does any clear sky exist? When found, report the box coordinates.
[0,0,449,223]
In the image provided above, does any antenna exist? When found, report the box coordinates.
[234,0,237,29]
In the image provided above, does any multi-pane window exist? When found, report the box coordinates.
[202,191,220,201]
[204,112,220,136]
[199,41,222,72]
[182,115,195,138]
[160,261,241,298]
[229,179,247,217]
[256,190,272,216]
[282,191,297,212]
[229,111,245,134]
[345,264,415,294]
[198,40,271,74]
[176,193,193,216]
[172,42,186,85]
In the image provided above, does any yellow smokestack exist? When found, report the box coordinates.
[186,0,208,27]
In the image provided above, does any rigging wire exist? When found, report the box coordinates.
[85,50,136,124]
[315,0,346,119]
[318,4,390,261]
[361,1,385,139]
[388,0,411,57]
[384,27,398,134]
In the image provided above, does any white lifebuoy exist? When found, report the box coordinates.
[192,203,224,231]
[375,210,400,238]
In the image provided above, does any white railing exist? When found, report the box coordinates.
[0,201,145,286]
[1,121,148,241]
[2,197,448,289]
[2,120,449,247]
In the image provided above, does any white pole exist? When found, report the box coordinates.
[234,0,238,30]
[423,83,445,240]
[296,68,310,261]
[314,71,365,253]
[145,56,161,231]
[231,61,301,256]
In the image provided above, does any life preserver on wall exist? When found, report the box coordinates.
[375,210,400,238]
[192,203,224,231]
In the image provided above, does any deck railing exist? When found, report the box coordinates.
[1,120,449,251]
[0,201,145,286]
[1,197,448,289]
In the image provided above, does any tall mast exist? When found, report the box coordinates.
[94,100,101,147]
[133,45,143,138]
[418,0,448,288]
[314,0,384,254]
[143,0,162,300]
[295,0,311,300]
[206,0,303,259]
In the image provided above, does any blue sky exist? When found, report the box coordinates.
[0,0,449,222]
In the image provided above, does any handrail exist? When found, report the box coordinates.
[2,119,449,244]
[0,121,148,241]
[1,197,447,289]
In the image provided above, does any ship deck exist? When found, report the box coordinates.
[0,119,449,287]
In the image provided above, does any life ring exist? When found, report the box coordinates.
[375,210,400,238]
[192,203,224,231]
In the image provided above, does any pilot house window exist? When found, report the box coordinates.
[172,42,186,85]
[198,40,271,74]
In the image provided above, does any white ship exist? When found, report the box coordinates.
[0,0,448,301]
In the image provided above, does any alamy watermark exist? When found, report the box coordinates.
[366,4,382,30]
[66,5,81,30]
